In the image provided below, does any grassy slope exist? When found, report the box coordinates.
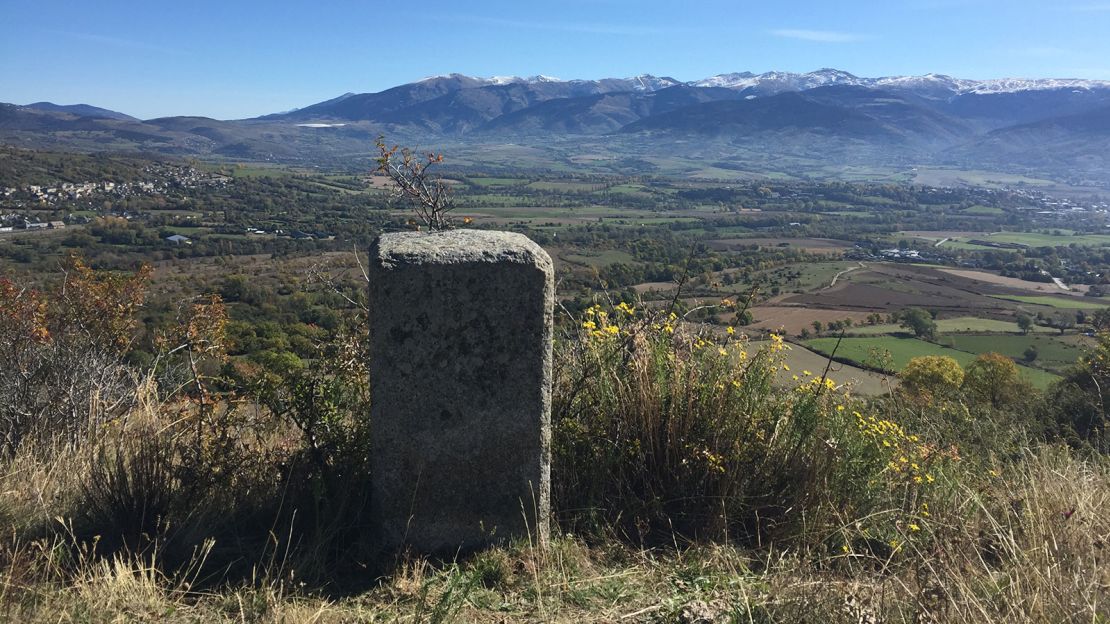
[749,340,890,394]
[806,336,1059,388]
[940,334,1086,373]
[989,294,1109,310]
[7,451,1106,623]
[847,317,1054,335]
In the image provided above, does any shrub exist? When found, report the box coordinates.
[899,356,964,401]
[553,302,944,547]
[962,352,1029,408]
[0,258,149,453]
[899,308,937,340]
[78,423,189,555]
[1043,329,1109,452]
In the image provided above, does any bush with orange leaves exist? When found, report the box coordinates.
[0,257,151,452]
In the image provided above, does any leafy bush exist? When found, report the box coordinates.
[553,303,945,547]
[899,355,964,401]
[0,258,149,453]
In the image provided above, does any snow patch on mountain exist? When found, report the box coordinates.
[691,70,1110,95]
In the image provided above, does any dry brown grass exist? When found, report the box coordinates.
[0,316,1107,622]
[3,449,1106,623]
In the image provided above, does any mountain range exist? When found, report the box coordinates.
[4,69,1110,184]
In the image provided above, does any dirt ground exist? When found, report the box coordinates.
[935,268,1089,295]
[747,306,875,334]
[780,263,1040,315]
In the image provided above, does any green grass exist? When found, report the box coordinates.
[844,324,906,335]
[751,261,860,292]
[528,181,597,192]
[939,334,1086,373]
[827,210,873,217]
[806,336,1059,388]
[846,317,1053,335]
[228,165,290,179]
[559,250,636,267]
[954,231,1110,249]
[466,204,660,221]
[748,340,889,394]
[989,295,1109,310]
[962,205,1005,216]
[161,225,208,234]
[460,194,531,206]
[467,176,526,187]
[602,183,651,195]
[807,336,977,370]
[935,317,1048,333]
[988,232,1110,248]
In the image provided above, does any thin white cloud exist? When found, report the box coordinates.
[770,29,866,43]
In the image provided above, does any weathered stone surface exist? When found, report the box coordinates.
[368,229,553,553]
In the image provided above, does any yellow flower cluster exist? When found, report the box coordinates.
[853,410,936,485]
[768,333,786,353]
[648,311,679,335]
[793,375,837,393]
[582,304,621,339]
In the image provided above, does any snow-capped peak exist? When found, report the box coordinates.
[961,77,1110,94]
[626,74,681,91]
[689,70,1110,95]
[416,71,1110,96]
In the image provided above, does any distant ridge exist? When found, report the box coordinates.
[4,68,1110,185]
[24,102,137,121]
[689,69,1110,96]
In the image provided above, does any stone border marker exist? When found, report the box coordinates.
[369,230,553,553]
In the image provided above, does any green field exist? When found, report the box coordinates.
[467,176,526,187]
[929,230,1110,251]
[752,261,861,292]
[989,295,1109,310]
[603,183,652,195]
[559,250,636,267]
[528,181,597,192]
[805,336,1059,389]
[846,317,1053,335]
[933,317,1049,333]
[827,210,873,217]
[228,165,291,179]
[986,231,1110,248]
[747,340,890,394]
[161,225,209,235]
[939,334,1086,373]
[962,205,1005,216]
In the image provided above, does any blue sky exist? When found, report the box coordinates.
[2,0,1109,120]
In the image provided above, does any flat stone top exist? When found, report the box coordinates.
[373,229,552,270]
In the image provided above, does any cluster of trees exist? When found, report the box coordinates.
[897,342,1110,453]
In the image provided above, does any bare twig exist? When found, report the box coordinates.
[374,137,455,231]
